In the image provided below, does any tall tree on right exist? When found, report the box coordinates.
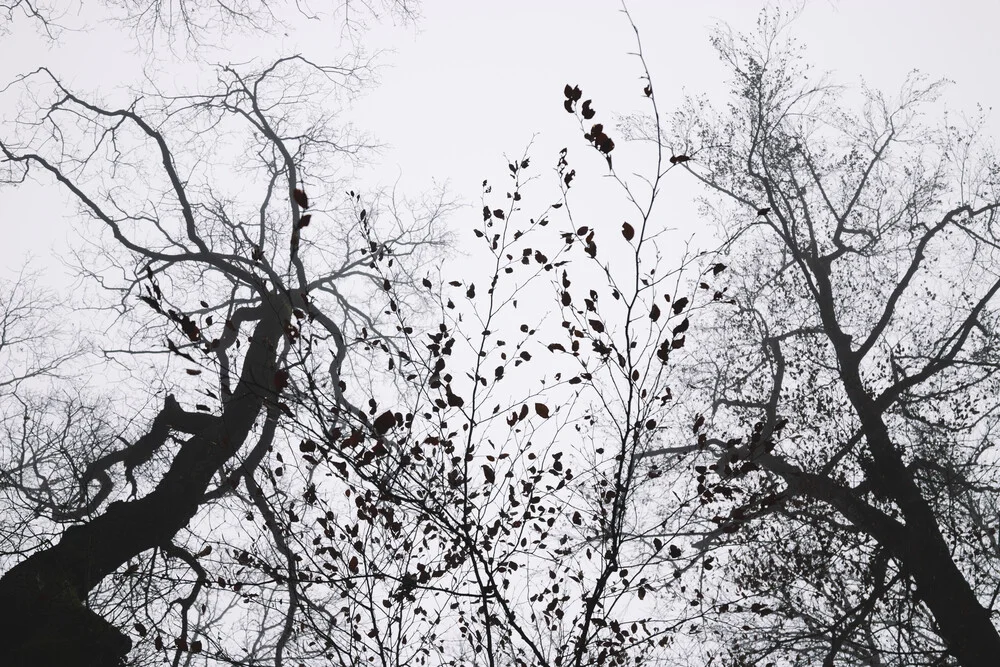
[645,12,1000,666]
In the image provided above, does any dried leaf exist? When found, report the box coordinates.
[293,188,309,209]
[373,410,396,435]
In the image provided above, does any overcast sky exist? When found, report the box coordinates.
[1,0,998,283]
[352,1,1000,194]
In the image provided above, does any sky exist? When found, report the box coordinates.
[0,0,999,283]
[0,2,997,659]
[350,1,1000,196]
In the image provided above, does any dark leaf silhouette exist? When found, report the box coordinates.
[563,83,583,101]
[139,295,161,312]
[373,410,396,435]
[293,188,309,209]
[446,385,464,408]
[622,221,635,241]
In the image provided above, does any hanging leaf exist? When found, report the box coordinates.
[535,403,550,418]
[139,295,161,312]
[622,221,635,241]
[373,410,396,435]
[581,100,596,120]
[693,414,705,432]
[293,188,309,209]
[482,465,495,484]
[650,304,661,322]
[446,385,465,408]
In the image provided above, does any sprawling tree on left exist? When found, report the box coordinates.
[0,4,446,665]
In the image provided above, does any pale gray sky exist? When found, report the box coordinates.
[1,1,998,280]
[351,1,1000,193]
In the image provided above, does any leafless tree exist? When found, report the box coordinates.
[625,10,1000,666]
[0,45,447,665]
[1,0,418,43]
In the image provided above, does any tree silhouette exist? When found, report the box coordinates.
[627,10,1000,666]
[8,4,998,667]
[0,47,447,663]
[0,0,418,41]
[0,5,719,662]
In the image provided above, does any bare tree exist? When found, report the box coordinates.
[1,0,418,43]
[0,46,446,665]
[0,5,732,664]
[626,10,1000,666]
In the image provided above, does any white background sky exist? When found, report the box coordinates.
[1,0,998,283]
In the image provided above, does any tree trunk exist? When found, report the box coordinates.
[901,526,1000,666]
[0,310,283,666]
